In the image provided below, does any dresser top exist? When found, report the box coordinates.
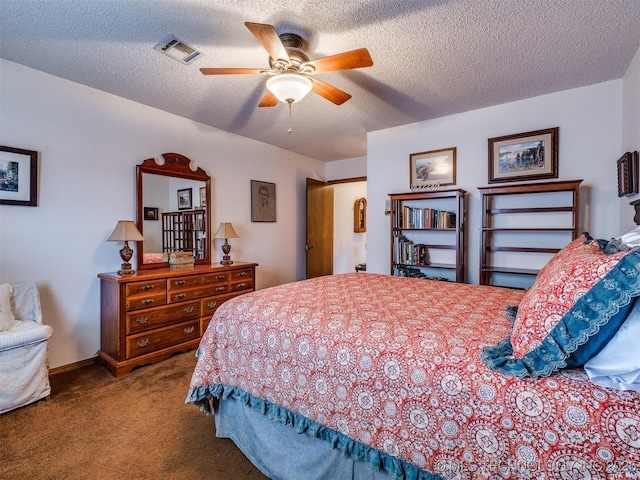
[98,262,258,283]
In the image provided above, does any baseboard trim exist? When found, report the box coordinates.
[50,357,98,376]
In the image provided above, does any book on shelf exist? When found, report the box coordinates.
[395,205,456,229]
[392,235,429,265]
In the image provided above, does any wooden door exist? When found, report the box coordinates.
[306,178,334,278]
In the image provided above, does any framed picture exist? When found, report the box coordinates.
[409,147,456,188]
[177,188,192,210]
[251,180,276,222]
[0,145,38,206]
[488,127,558,183]
[617,151,639,197]
[199,186,206,208]
[144,207,159,220]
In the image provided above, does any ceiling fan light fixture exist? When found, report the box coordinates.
[266,73,312,104]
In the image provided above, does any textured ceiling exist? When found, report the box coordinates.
[2,0,640,161]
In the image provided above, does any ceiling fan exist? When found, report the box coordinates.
[200,22,374,108]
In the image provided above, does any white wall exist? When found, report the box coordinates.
[333,181,367,274]
[367,81,624,284]
[326,156,367,181]
[0,59,326,369]
[621,46,640,233]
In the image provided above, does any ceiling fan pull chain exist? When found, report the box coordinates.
[287,99,293,133]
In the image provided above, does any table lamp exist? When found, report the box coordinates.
[107,220,144,275]
[214,222,238,265]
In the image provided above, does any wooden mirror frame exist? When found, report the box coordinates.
[136,153,211,270]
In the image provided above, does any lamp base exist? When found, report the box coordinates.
[118,261,135,275]
[220,239,233,265]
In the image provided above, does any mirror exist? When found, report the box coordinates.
[136,153,211,270]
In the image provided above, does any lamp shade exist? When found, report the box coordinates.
[266,73,313,103]
[107,220,144,242]
[214,222,239,239]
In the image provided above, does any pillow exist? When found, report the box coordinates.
[482,233,640,378]
[0,283,17,331]
[619,226,640,247]
[584,297,640,392]
[511,234,633,358]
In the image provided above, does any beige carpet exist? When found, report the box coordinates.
[0,352,269,480]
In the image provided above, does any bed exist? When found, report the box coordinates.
[187,233,640,479]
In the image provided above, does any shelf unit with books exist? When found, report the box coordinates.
[478,179,582,288]
[162,209,206,260]
[389,189,467,283]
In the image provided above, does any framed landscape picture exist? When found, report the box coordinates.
[0,145,38,206]
[488,127,558,183]
[177,188,192,210]
[409,147,456,189]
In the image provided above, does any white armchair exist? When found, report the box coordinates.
[0,281,53,414]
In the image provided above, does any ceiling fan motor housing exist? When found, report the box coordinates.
[269,33,313,73]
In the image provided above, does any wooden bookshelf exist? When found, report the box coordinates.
[389,189,466,283]
[478,179,582,288]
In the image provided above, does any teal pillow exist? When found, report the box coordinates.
[483,247,640,378]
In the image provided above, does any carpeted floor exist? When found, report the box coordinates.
[0,351,269,480]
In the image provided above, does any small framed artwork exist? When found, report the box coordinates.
[199,186,206,208]
[410,147,456,189]
[488,127,558,183]
[177,188,192,210]
[617,151,639,197]
[144,207,159,220]
[0,145,38,206]
[251,180,276,222]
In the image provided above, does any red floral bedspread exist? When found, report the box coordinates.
[190,273,640,478]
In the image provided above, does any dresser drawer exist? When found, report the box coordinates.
[126,279,167,298]
[230,277,253,293]
[168,284,228,303]
[230,268,254,282]
[126,300,201,334]
[126,320,200,359]
[125,291,167,311]
[168,272,227,291]
[201,292,239,318]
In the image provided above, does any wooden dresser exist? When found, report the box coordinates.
[98,262,257,377]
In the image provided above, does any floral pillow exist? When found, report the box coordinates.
[482,233,640,378]
[511,234,633,357]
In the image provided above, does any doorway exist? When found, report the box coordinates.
[306,177,367,279]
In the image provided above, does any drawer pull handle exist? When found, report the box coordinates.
[174,280,186,286]
[184,326,195,334]
[141,284,155,291]
[135,316,149,324]
[174,294,186,300]
[216,275,225,280]
[236,283,247,289]
[184,306,195,313]
[137,338,149,348]
[207,301,218,309]
[141,299,155,305]
[238,272,247,277]
[215,287,225,292]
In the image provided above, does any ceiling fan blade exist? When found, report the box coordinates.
[258,90,278,107]
[245,22,290,63]
[200,68,265,75]
[310,77,352,105]
[304,48,373,73]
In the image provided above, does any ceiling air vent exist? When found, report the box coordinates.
[153,35,204,65]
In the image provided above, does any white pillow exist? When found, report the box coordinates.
[619,226,640,247]
[0,283,17,331]
[584,298,640,393]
